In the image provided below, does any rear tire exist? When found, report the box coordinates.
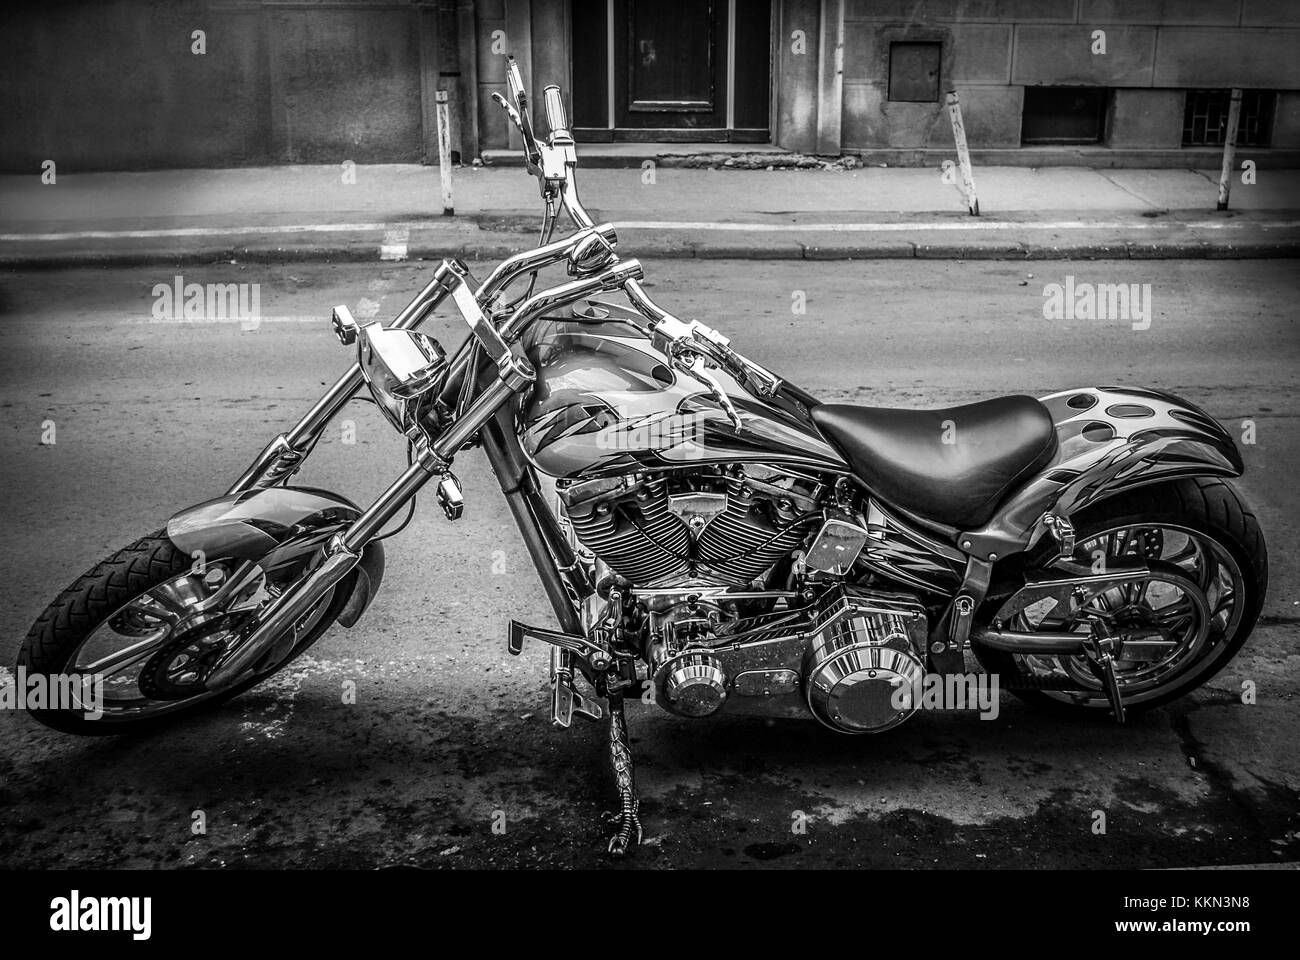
[17,530,352,735]
[973,477,1267,715]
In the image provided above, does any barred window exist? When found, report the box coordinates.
[1182,89,1275,147]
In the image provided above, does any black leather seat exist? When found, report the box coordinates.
[811,396,1058,529]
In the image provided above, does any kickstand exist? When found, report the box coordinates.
[1084,620,1126,724]
[601,690,642,857]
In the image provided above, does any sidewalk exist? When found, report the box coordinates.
[3,162,1299,266]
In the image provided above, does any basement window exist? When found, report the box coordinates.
[888,42,941,102]
[1021,86,1108,145]
[1182,89,1275,147]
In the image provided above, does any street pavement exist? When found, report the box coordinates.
[3,163,1300,266]
[0,258,1296,868]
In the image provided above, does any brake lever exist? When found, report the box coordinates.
[672,349,743,433]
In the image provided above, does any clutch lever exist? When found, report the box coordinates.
[490,92,541,171]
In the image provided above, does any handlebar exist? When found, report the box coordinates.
[487,57,784,410]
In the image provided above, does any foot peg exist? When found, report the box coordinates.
[550,648,604,728]
[1084,620,1126,724]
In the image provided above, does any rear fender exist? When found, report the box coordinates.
[961,386,1242,559]
[166,486,386,629]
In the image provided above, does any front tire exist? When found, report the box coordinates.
[17,530,351,735]
[973,477,1267,714]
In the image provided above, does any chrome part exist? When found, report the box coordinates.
[1082,619,1127,723]
[230,433,305,492]
[436,473,464,521]
[992,559,1152,626]
[206,533,361,688]
[439,260,536,387]
[550,648,604,727]
[475,224,619,307]
[507,619,612,672]
[943,557,993,655]
[562,472,820,588]
[733,668,800,697]
[1043,512,1076,564]
[335,540,386,629]
[71,561,335,719]
[804,511,868,574]
[666,490,728,538]
[497,258,646,340]
[567,230,616,276]
[331,304,358,345]
[357,324,448,401]
[660,652,728,717]
[803,589,929,734]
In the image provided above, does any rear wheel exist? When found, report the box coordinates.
[973,478,1267,714]
[17,530,351,735]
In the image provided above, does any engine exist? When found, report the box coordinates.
[559,465,822,588]
[639,586,930,734]
[558,468,933,734]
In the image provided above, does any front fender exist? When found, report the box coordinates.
[166,486,385,629]
[962,386,1242,557]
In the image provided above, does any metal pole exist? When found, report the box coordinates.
[436,89,454,216]
[945,90,980,216]
[1217,88,1242,211]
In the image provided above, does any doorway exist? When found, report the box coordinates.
[570,0,772,142]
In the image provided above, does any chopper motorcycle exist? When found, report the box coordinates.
[18,62,1267,857]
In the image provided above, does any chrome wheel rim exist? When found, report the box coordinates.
[1010,523,1245,707]
[64,562,333,722]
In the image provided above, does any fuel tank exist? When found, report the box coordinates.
[516,300,847,480]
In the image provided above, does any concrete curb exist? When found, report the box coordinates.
[3,230,1299,268]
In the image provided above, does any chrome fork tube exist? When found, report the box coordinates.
[208,376,520,688]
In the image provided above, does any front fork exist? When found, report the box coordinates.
[214,244,646,855]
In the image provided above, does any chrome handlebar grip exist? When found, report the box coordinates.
[543,85,571,142]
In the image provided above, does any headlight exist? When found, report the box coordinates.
[357,323,449,436]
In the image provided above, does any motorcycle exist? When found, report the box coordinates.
[19,61,1268,857]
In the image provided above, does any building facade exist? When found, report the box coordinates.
[4,0,1299,172]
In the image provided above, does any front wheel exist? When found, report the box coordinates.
[16,530,351,735]
[973,477,1267,714]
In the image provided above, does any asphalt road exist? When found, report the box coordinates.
[1,258,1297,869]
